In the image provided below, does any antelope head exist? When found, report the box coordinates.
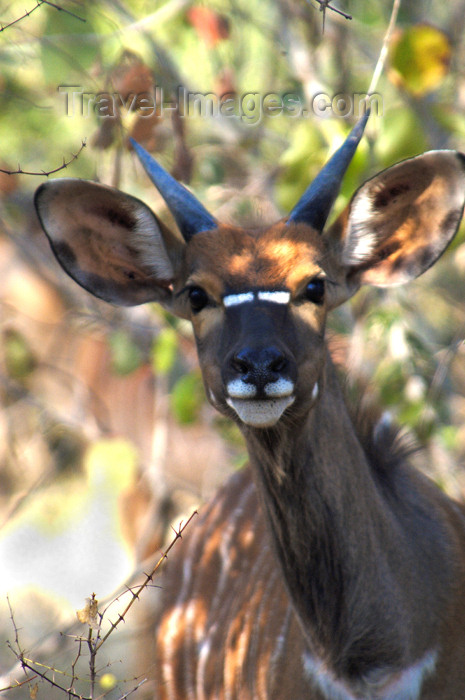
[34,116,465,430]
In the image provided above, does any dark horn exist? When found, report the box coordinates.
[287,111,370,231]
[130,138,217,241]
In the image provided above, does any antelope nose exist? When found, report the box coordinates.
[230,347,288,388]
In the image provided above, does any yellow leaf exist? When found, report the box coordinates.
[100,673,118,691]
[389,25,451,96]
[84,438,138,490]
[76,593,99,628]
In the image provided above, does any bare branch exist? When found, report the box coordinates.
[119,677,148,698]
[310,0,352,33]
[0,0,85,33]
[94,509,198,651]
[5,598,86,698]
[40,0,86,23]
[0,674,39,693]
[366,0,402,97]
[0,140,87,177]
[0,0,44,32]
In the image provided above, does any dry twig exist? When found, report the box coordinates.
[2,511,197,698]
[0,0,85,33]
[0,140,87,177]
[310,0,352,33]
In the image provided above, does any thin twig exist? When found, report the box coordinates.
[87,626,97,699]
[68,636,83,696]
[119,677,148,698]
[6,599,88,698]
[0,674,39,692]
[94,510,198,651]
[0,140,86,176]
[310,0,352,33]
[0,0,85,33]
[366,0,401,97]
[41,0,86,22]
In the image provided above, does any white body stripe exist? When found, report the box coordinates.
[223,290,290,307]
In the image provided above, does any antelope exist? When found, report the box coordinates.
[34,113,465,699]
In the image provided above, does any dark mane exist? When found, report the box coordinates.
[343,379,421,483]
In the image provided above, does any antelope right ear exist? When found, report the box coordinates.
[327,151,465,293]
[35,178,188,316]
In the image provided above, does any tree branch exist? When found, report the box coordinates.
[0,0,85,33]
[0,140,86,177]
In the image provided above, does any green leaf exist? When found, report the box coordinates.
[3,329,35,380]
[108,330,143,375]
[40,4,100,84]
[171,372,205,424]
[152,327,178,376]
[376,108,428,166]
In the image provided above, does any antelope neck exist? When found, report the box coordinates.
[243,354,452,693]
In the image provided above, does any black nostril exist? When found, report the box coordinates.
[270,355,287,373]
[230,347,288,384]
[231,355,250,375]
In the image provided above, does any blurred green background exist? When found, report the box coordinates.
[2,0,465,697]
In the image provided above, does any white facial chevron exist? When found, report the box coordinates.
[223,290,290,307]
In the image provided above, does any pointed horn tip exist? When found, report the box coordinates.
[129,137,217,241]
[286,112,370,230]
[349,109,371,141]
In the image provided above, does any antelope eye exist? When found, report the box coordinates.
[188,286,209,312]
[305,278,325,305]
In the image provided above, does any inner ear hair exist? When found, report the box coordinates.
[35,178,186,308]
[341,151,465,287]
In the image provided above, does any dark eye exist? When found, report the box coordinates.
[305,278,325,305]
[188,286,209,312]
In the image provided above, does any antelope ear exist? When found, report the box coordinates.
[328,151,465,289]
[35,178,187,314]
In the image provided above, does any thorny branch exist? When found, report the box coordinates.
[95,509,198,651]
[2,511,197,697]
[5,596,81,697]
[0,140,87,176]
[0,0,85,33]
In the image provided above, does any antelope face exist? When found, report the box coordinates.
[181,222,329,428]
[35,114,465,435]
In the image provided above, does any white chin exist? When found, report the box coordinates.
[226,396,295,428]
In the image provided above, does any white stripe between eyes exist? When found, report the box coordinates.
[257,291,290,304]
[223,292,254,307]
[223,291,290,307]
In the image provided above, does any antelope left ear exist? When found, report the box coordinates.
[35,178,187,314]
[328,151,465,289]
